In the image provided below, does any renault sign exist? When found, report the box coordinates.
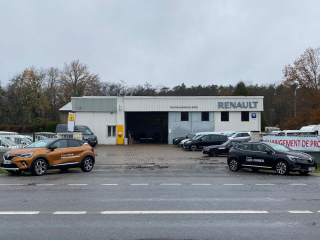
[218,102,258,109]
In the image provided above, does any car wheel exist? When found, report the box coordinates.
[31,159,48,176]
[275,161,289,175]
[81,157,94,172]
[7,170,21,174]
[209,149,218,157]
[299,171,309,175]
[229,159,240,171]
[190,145,197,151]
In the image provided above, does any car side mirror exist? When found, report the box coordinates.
[265,149,272,154]
[49,145,57,151]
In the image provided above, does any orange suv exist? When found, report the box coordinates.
[0,138,95,176]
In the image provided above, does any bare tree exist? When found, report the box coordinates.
[45,67,61,121]
[60,60,101,103]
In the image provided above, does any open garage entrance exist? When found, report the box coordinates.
[125,112,168,143]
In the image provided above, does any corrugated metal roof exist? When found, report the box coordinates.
[59,102,72,111]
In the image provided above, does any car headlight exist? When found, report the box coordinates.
[186,141,192,144]
[83,136,89,140]
[17,152,34,158]
[287,155,298,162]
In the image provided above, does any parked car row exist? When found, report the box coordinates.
[173,131,317,175]
[175,131,251,151]
[0,124,98,150]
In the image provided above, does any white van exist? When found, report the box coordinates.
[300,125,320,135]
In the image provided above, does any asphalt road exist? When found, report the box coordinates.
[0,167,319,240]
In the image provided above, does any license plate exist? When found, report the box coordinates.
[3,160,11,164]
[308,167,316,171]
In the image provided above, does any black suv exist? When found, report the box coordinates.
[172,133,195,145]
[202,139,245,157]
[183,134,228,151]
[227,142,317,175]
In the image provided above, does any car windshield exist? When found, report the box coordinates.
[229,132,237,137]
[1,138,17,146]
[266,142,292,152]
[193,135,204,140]
[80,128,93,135]
[187,134,195,139]
[269,132,279,135]
[25,138,57,148]
[22,137,33,144]
[221,141,231,146]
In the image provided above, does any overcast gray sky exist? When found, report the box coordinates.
[0,0,319,88]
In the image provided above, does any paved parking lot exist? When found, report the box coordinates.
[94,144,228,167]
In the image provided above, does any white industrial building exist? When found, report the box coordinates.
[60,96,264,145]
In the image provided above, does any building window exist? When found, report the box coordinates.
[201,112,209,121]
[241,111,249,121]
[181,112,189,121]
[107,126,117,137]
[221,112,229,121]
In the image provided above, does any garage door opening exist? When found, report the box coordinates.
[125,112,168,143]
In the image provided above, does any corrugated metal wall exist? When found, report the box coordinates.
[124,96,264,112]
[72,98,117,112]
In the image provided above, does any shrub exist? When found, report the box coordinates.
[44,121,61,132]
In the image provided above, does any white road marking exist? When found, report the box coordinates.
[224,184,244,186]
[0,184,24,186]
[36,184,55,186]
[53,211,87,214]
[67,184,88,186]
[191,184,211,186]
[160,184,181,186]
[101,184,118,185]
[1,210,318,215]
[255,184,275,186]
[288,211,313,213]
[290,184,307,185]
[101,211,268,214]
[0,211,39,214]
[131,184,149,185]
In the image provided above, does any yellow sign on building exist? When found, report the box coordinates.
[117,125,124,144]
[69,113,75,122]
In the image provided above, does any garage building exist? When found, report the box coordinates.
[60,96,264,145]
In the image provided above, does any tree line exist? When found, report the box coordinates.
[0,47,319,132]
